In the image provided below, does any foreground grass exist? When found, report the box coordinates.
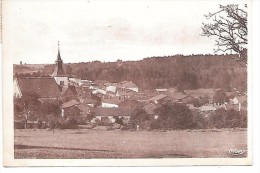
[14,129,247,159]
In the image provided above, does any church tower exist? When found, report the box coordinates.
[51,41,68,86]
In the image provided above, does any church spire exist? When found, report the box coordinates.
[51,41,65,77]
[57,41,61,60]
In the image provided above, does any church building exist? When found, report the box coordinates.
[51,41,69,86]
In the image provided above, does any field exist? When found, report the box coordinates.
[14,129,247,159]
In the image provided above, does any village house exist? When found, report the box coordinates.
[142,102,159,120]
[79,79,93,87]
[13,77,61,99]
[104,82,117,93]
[230,97,240,105]
[101,96,124,108]
[223,103,241,112]
[105,91,117,99]
[92,88,107,95]
[165,90,189,103]
[62,99,94,118]
[118,99,144,110]
[184,88,218,103]
[199,105,217,112]
[93,80,109,90]
[92,107,132,125]
[148,94,168,104]
[60,85,78,103]
[76,103,93,117]
[68,78,81,86]
[61,99,80,118]
[82,97,97,107]
[118,81,139,92]
[155,88,168,94]
[116,88,135,99]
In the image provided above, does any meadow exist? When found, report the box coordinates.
[14,129,247,159]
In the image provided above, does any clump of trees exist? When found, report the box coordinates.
[146,101,247,130]
[14,92,64,129]
[209,108,247,128]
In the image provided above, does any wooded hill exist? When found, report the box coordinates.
[14,54,247,92]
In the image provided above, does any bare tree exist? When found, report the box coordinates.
[202,4,247,62]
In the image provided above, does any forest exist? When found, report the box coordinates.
[14,54,247,92]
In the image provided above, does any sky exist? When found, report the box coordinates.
[3,0,248,64]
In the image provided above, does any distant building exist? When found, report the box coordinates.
[92,107,132,124]
[104,83,117,93]
[51,41,69,86]
[101,96,124,108]
[119,81,139,92]
[148,94,168,104]
[60,85,78,103]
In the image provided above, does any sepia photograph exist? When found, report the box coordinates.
[2,0,254,166]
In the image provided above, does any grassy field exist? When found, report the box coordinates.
[14,129,247,159]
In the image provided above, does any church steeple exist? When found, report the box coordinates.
[51,41,65,77]
[57,41,62,61]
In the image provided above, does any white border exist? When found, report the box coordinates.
[1,0,260,171]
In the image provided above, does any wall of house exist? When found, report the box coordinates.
[101,103,118,108]
[92,89,107,95]
[95,116,116,123]
[106,86,117,93]
[13,79,22,98]
[128,87,139,92]
[54,76,69,86]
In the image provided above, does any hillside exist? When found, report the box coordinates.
[14,54,247,92]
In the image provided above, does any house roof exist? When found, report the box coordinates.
[165,91,187,101]
[104,82,117,87]
[148,94,167,102]
[116,88,134,96]
[83,97,97,104]
[102,96,124,105]
[16,77,61,98]
[94,80,109,86]
[76,103,93,112]
[120,81,138,88]
[226,92,238,98]
[61,99,79,108]
[236,95,247,104]
[185,88,218,99]
[118,100,144,110]
[61,85,78,95]
[155,88,168,92]
[199,105,217,111]
[93,107,133,117]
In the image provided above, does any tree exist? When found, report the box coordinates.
[213,89,227,104]
[154,102,194,130]
[14,92,41,128]
[39,100,62,128]
[129,109,150,129]
[202,4,247,62]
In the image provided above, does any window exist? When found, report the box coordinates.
[60,81,64,86]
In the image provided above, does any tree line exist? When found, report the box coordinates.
[38,54,247,92]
